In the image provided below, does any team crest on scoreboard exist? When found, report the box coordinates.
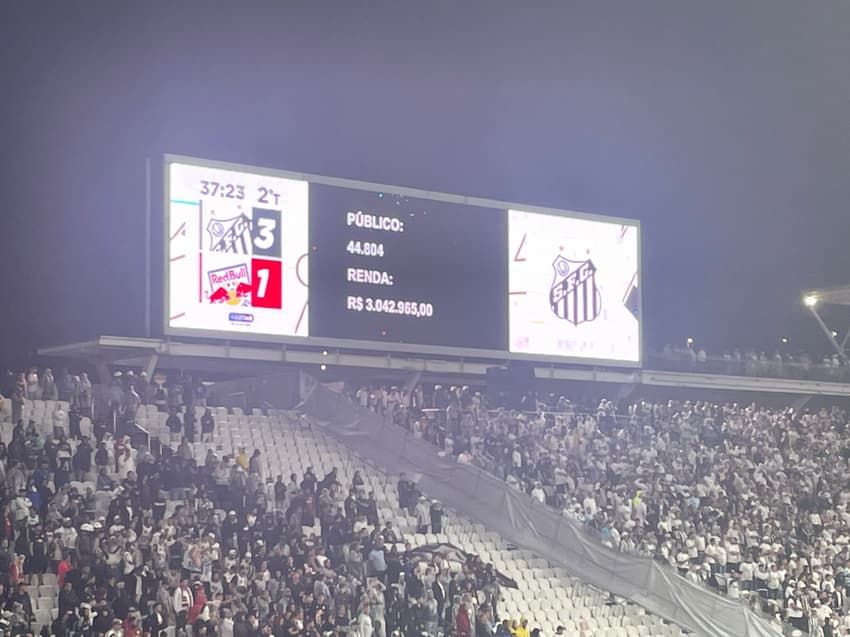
[207,263,251,306]
[206,214,252,254]
[549,255,602,325]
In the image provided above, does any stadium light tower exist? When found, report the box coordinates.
[801,287,850,363]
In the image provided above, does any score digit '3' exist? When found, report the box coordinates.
[250,208,283,308]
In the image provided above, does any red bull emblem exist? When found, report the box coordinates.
[208,264,251,306]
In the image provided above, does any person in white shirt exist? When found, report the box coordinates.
[727,576,741,600]
[530,482,546,505]
[753,560,768,596]
[766,565,781,599]
[220,609,235,637]
[105,618,124,637]
[715,542,727,575]
[725,537,741,573]
[173,579,193,630]
[704,538,718,573]
[357,606,373,637]
[582,495,597,518]
[740,559,755,592]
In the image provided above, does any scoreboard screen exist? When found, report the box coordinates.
[165,156,642,365]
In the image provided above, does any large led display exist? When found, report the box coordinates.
[166,162,309,336]
[164,155,641,366]
[508,209,640,362]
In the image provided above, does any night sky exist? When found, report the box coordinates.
[2,1,849,368]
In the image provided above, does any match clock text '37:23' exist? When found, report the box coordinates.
[200,181,283,206]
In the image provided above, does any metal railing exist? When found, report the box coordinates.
[646,351,850,383]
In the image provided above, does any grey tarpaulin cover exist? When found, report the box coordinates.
[297,373,781,637]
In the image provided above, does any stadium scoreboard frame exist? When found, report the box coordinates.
[164,154,643,368]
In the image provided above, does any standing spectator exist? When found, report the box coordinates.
[153,382,168,412]
[368,539,387,581]
[9,554,25,586]
[11,379,24,425]
[42,368,58,401]
[430,501,443,534]
[184,408,196,443]
[134,371,151,405]
[173,579,193,631]
[124,384,141,425]
[78,373,92,414]
[25,369,41,400]
[73,436,93,481]
[201,408,215,442]
[57,369,74,402]
[456,601,472,637]
[415,497,430,534]
[397,474,414,512]
[166,409,183,445]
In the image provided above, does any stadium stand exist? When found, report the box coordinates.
[0,370,694,637]
[348,381,850,636]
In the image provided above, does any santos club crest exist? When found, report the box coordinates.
[206,214,252,254]
[549,255,602,325]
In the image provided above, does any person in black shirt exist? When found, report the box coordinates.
[184,409,196,443]
[9,582,34,624]
[58,581,80,617]
[143,602,167,635]
[91,604,114,635]
[201,408,215,442]
[94,442,109,474]
[73,436,92,481]
[166,409,183,441]
[397,474,414,511]
[300,468,317,495]
[430,501,444,534]
[360,491,379,528]
[385,546,403,585]
[344,490,358,522]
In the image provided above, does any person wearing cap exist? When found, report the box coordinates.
[105,617,124,637]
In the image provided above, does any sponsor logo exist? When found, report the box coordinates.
[228,312,254,324]
[208,263,251,306]
[549,255,601,325]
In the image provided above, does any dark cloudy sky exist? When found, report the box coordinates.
[1,1,849,367]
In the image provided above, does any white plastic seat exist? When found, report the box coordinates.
[34,609,52,628]
[38,584,57,598]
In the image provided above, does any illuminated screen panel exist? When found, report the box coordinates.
[164,156,641,367]
[308,184,507,349]
[166,162,310,336]
[508,209,640,362]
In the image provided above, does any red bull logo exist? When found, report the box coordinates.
[208,264,251,306]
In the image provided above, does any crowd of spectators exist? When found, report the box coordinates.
[652,345,849,382]
[352,382,850,636]
[0,368,518,637]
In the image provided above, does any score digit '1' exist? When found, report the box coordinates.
[258,187,280,206]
